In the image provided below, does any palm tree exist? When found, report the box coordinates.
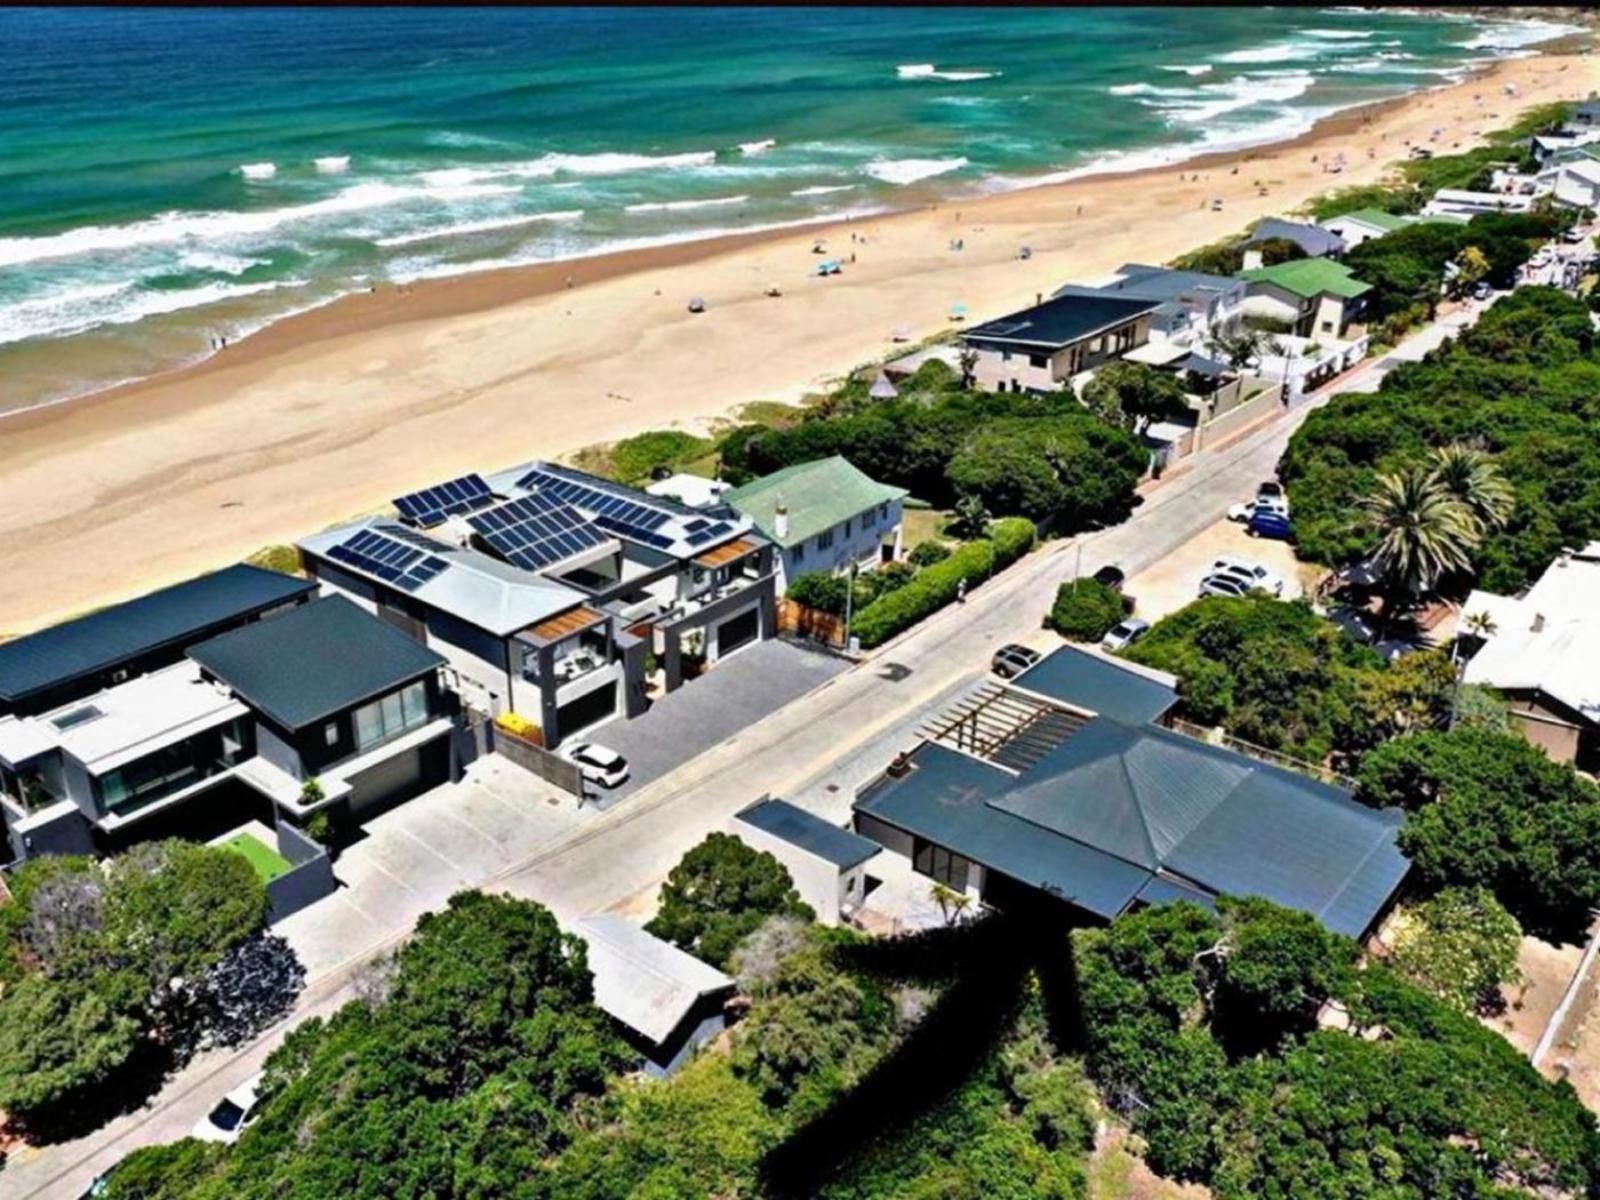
[949,494,991,541]
[1428,443,1514,535]
[1361,467,1480,629]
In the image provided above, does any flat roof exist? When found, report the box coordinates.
[575,915,734,1046]
[189,595,444,730]
[736,796,882,869]
[964,293,1160,351]
[1012,645,1179,725]
[0,565,314,706]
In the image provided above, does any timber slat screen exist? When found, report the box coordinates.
[918,681,1091,773]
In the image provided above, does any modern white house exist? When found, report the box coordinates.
[1537,156,1600,211]
[1052,263,1246,350]
[1422,188,1535,218]
[1318,208,1465,249]
[959,292,1160,394]
[732,795,882,925]
[724,456,907,593]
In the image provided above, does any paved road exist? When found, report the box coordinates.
[7,316,1466,1199]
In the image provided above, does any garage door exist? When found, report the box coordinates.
[716,608,760,658]
[557,683,617,740]
[346,737,448,820]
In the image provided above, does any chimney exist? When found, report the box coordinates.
[1532,612,1546,634]
[774,502,789,541]
[1242,248,1264,271]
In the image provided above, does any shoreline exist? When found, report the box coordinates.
[0,47,1595,635]
[0,52,1548,435]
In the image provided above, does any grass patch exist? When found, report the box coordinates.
[902,507,951,549]
[245,544,302,575]
[223,832,292,883]
[570,428,715,485]
[732,400,806,429]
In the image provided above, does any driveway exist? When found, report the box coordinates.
[1125,515,1320,623]
[589,637,850,800]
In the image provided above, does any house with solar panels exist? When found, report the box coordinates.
[852,645,1410,939]
[298,461,776,745]
[959,292,1161,394]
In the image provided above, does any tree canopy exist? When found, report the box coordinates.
[646,833,815,969]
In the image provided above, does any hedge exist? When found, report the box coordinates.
[1047,579,1125,642]
[851,517,1035,648]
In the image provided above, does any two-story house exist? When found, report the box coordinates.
[960,293,1160,394]
[1052,264,1246,350]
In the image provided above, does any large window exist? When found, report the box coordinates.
[98,717,251,818]
[912,837,969,891]
[354,681,430,752]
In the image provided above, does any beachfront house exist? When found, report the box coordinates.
[724,456,907,594]
[1537,156,1600,211]
[1244,218,1346,262]
[0,564,315,720]
[852,645,1410,938]
[959,293,1160,394]
[1458,542,1600,772]
[1565,96,1600,132]
[1238,258,1371,338]
[1422,188,1535,218]
[0,594,456,862]
[1052,263,1246,350]
[1318,208,1465,249]
[1531,128,1600,164]
[301,463,776,735]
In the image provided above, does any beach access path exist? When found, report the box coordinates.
[4,305,1481,1200]
[0,49,1593,637]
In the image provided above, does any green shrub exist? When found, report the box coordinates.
[787,571,851,615]
[851,541,995,648]
[605,429,713,484]
[907,539,951,567]
[1047,580,1124,642]
[989,516,1037,569]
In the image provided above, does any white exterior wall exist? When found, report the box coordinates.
[1241,288,1305,329]
[779,498,905,593]
[731,817,854,925]
[1320,216,1387,249]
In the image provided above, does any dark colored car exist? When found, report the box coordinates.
[1091,564,1126,592]
[1256,480,1284,501]
[1246,509,1294,541]
[991,643,1042,679]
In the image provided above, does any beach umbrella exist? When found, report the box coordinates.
[688,296,706,313]
[948,302,967,321]
[869,372,898,400]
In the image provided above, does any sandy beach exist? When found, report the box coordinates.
[1,48,1595,635]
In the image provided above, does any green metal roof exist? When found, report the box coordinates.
[1239,257,1372,300]
[188,595,444,730]
[1340,207,1411,232]
[725,456,906,549]
[1013,646,1177,725]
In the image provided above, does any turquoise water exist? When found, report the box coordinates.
[0,6,1577,411]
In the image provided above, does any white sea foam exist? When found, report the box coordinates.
[862,156,968,185]
[0,278,305,345]
[238,162,277,180]
[625,194,749,214]
[418,149,718,189]
[739,139,777,155]
[1456,19,1583,52]
[314,155,351,174]
[791,184,855,197]
[1300,29,1374,39]
[180,251,268,275]
[896,63,998,82]
[0,180,520,269]
[1130,72,1316,126]
[1159,64,1213,76]
[374,211,585,247]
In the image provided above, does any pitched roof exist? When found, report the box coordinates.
[725,456,906,549]
[1245,218,1347,257]
[963,293,1160,350]
[574,916,734,1046]
[1012,645,1179,726]
[0,566,315,708]
[1240,257,1372,300]
[735,796,882,869]
[1333,207,1412,233]
[188,595,444,729]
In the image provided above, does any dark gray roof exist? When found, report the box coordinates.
[0,565,315,706]
[964,293,1160,350]
[1135,876,1217,911]
[736,797,881,869]
[855,744,1152,919]
[1012,646,1178,725]
[188,595,444,730]
[1177,352,1233,378]
[854,716,1409,936]
[1245,218,1346,258]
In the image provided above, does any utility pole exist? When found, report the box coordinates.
[842,560,858,650]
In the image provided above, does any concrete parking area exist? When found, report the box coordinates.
[1124,515,1323,624]
[275,755,588,975]
[588,637,850,800]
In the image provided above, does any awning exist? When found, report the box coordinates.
[693,536,762,568]
[1123,341,1190,367]
[529,605,606,642]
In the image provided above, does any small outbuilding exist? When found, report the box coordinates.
[732,795,882,924]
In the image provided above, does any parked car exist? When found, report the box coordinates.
[1563,227,1585,244]
[1101,617,1150,652]
[1471,280,1493,300]
[1090,564,1126,592]
[1257,480,1285,501]
[1198,573,1254,599]
[192,1072,264,1145]
[1246,509,1295,541]
[1210,557,1285,597]
[560,741,630,789]
[1227,494,1288,523]
[991,643,1042,679]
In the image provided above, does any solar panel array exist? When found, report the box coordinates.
[468,495,611,571]
[327,529,450,592]
[681,516,735,547]
[393,473,495,527]
[515,466,677,550]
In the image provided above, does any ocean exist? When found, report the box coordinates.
[0,6,1579,414]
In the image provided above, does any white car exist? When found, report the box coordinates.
[1210,557,1285,597]
[1101,617,1150,652]
[560,741,630,788]
[1198,573,1254,599]
[192,1072,264,1145]
[1227,495,1289,523]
